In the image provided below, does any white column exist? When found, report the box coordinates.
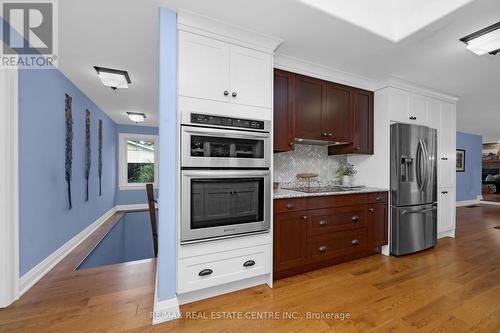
[0,68,19,308]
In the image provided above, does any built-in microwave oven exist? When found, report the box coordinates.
[181,113,271,168]
[180,169,271,243]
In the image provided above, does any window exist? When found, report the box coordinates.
[119,133,158,190]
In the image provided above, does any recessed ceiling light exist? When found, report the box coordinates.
[94,66,131,90]
[127,112,146,123]
[460,22,500,56]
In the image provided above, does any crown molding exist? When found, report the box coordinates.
[376,77,460,104]
[177,9,283,54]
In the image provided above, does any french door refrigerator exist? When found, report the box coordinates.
[390,123,437,256]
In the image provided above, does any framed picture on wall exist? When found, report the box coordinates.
[456,149,465,172]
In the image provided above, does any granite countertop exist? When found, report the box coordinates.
[273,187,389,199]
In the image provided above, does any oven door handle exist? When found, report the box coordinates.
[182,169,270,177]
[182,125,270,139]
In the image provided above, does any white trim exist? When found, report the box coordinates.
[375,77,459,103]
[115,203,150,211]
[119,185,159,191]
[177,274,269,305]
[0,68,19,308]
[479,201,500,206]
[177,9,283,54]
[438,229,456,239]
[118,133,159,189]
[274,53,376,91]
[456,199,480,207]
[152,262,180,325]
[19,206,117,296]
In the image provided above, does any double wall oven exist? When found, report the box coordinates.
[181,113,271,243]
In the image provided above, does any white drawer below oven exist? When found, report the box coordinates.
[177,244,270,294]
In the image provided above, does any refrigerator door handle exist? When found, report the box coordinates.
[401,206,437,215]
[415,140,423,192]
[420,139,430,191]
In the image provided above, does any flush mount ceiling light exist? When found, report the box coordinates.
[94,66,131,90]
[460,22,500,56]
[127,112,146,123]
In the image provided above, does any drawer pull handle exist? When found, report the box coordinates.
[369,208,375,212]
[318,245,328,253]
[318,219,329,226]
[286,203,295,209]
[441,157,448,160]
[302,215,308,220]
[376,196,382,201]
[351,215,360,221]
[198,269,213,277]
[442,191,448,194]
[351,239,360,246]
[243,260,255,267]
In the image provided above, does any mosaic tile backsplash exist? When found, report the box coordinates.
[273,144,347,183]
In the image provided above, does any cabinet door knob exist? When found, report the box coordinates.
[441,157,448,160]
[442,191,448,194]
[318,245,328,252]
[355,146,361,150]
[223,90,229,96]
[369,208,375,212]
[286,203,295,209]
[198,269,213,276]
[289,142,294,147]
[232,92,237,97]
[351,215,360,221]
[318,219,329,226]
[351,239,360,246]
[302,215,308,220]
[376,196,382,201]
[328,133,333,137]
[322,132,328,137]
[243,260,255,267]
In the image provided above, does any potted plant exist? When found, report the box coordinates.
[336,161,357,186]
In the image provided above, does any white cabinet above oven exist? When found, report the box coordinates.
[178,31,273,109]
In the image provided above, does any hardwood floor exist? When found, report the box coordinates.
[481,193,500,202]
[2,205,500,332]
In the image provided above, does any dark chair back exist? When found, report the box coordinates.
[146,184,158,257]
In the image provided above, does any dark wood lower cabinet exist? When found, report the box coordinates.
[273,192,388,280]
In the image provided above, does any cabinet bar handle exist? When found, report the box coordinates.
[198,269,213,276]
[243,260,255,267]
[369,208,375,212]
[376,196,382,201]
[302,215,308,220]
[442,191,448,194]
[441,157,448,160]
[328,133,333,137]
[318,245,328,252]
[286,203,295,209]
[351,239,360,245]
[322,132,328,137]
[351,215,360,221]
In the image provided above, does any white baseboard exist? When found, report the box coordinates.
[177,274,269,305]
[19,206,117,296]
[456,199,480,207]
[479,201,500,206]
[438,229,455,239]
[152,296,180,324]
[115,203,149,211]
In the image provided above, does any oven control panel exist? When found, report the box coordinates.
[191,113,265,130]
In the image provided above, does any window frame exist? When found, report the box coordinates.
[119,133,159,190]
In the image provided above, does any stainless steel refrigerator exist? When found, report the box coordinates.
[390,123,437,256]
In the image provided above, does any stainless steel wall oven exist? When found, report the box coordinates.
[181,113,271,243]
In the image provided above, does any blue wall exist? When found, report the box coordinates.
[115,124,159,205]
[158,7,177,302]
[456,132,482,202]
[77,211,154,270]
[19,68,117,275]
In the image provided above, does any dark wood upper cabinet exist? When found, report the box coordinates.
[328,88,374,155]
[322,82,353,143]
[273,69,295,152]
[294,75,324,141]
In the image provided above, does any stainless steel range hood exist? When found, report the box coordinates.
[294,138,350,146]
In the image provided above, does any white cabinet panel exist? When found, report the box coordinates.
[438,102,456,189]
[408,94,429,125]
[438,188,455,234]
[427,98,441,129]
[229,45,272,108]
[178,31,230,103]
[387,88,410,123]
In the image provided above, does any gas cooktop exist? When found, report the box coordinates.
[284,185,365,193]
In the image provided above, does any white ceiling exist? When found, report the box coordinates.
[59,0,500,141]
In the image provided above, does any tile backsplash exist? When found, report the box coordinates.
[273,144,346,183]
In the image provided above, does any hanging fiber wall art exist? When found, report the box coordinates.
[98,119,103,196]
[85,110,91,201]
[65,94,73,209]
